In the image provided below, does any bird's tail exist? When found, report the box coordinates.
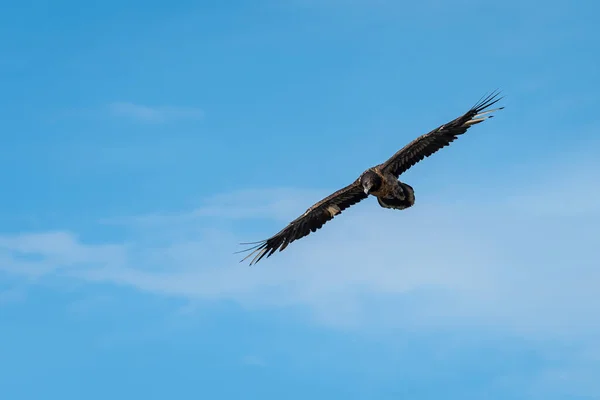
[377,183,415,210]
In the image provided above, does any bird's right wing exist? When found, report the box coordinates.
[238,180,368,265]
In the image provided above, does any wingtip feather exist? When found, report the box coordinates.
[471,89,503,112]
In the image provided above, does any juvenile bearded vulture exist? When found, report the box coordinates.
[239,91,503,265]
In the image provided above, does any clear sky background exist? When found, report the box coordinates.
[1,0,599,399]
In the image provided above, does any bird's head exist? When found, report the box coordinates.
[360,171,382,195]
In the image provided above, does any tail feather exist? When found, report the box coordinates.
[377,183,415,210]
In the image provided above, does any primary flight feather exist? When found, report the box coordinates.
[239,91,504,265]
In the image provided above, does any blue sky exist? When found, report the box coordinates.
[1,0,599,398]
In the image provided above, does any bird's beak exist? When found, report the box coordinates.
[363,187,370,195]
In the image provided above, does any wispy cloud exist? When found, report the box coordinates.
[1,152,599,340]
[1,150,599,396]
[0,231,127,278]
[101,188,327,227]
[107,102,204,123]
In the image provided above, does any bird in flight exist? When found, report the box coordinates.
[239,91,504,265]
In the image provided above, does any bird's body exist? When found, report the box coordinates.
[239,91,504,265]
[359,167,415,210]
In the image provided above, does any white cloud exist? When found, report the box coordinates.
[101,188,327,227]
[108,102,204,123]
[0,231,127,278]
[1,154,599,340]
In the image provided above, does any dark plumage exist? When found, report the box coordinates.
[239,91,504,265]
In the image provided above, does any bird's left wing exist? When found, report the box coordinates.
[379,91,503,178]
[238,180,368,265]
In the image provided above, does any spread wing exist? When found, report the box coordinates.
[379,91,504,178]
[238,180,368,265]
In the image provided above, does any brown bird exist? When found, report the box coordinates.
[239,91,503,265]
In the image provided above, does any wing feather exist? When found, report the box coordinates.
[379,90,504,177]
[238,181,368,265]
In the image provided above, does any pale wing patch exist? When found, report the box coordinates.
[326,204,341,216]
